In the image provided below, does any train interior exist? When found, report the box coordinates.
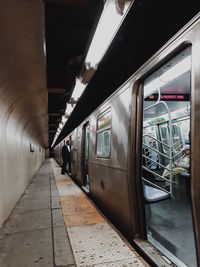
[141,47,197,266]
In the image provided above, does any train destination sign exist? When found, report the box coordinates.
[146,94,190,101]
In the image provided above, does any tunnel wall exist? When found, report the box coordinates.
[0,0,48,228]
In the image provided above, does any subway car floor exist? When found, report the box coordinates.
[0,159,149,267]
[146,181,197,267]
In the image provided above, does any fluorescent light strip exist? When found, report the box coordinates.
[65,103,74,116]
[85,0,132,69]
[71,78,87,102]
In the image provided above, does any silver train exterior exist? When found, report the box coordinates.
[54,12,200,267]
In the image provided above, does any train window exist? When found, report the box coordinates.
[96,130,111,157]
[96,110,111,157]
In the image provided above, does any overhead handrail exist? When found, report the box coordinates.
[144,88,161,110]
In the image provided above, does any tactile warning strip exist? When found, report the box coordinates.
[60,195,96,216]
[56,178,73,185]
[56,184,82,196]
[64,212,105,227]
[60,195,89,205]
[62,202,97,216]
[67,223,143,267]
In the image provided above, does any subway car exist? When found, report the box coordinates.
[54,12,200,267]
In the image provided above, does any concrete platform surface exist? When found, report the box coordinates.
[0,159,150,267]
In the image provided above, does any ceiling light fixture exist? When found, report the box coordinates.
[65,103,74,117]
[71,78,87,102]
[84,0,133,70]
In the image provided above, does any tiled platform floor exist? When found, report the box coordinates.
[0,159,150,267]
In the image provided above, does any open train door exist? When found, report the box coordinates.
[82,122,90,193]
[136,46,197,267]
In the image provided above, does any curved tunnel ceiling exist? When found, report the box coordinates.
[0,0,48,148]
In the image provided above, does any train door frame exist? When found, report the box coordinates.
[128,80,147,239]
[191,26,200,266]
[130,40,200,265]
[70,130,78,178]
[81,121,90,192]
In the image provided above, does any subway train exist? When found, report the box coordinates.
[54,12,200,267]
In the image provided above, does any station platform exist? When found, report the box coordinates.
[0,159,150,267]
